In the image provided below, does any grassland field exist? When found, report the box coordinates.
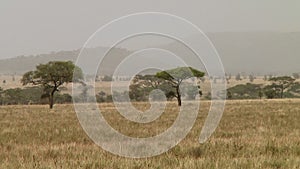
[0,99,300,169]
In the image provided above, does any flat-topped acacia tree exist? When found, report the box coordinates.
[21,61,83,109]
[269,76,296,98]
[155,67,205,106]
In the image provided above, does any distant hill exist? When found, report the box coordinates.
[0,32,299,75]
[0,50,79,74]
[0,47,131,75]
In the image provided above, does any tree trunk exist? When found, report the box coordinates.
[280,85,284,98]
[49,93,54,109]
[176,86,181,106]
[49,89,56,109]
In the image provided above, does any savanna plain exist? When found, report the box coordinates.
[0,99,300,169]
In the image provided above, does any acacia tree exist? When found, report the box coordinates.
[155,67,205,106]
[129,74,175,101]
[268,76,295,98]
[21,61,83,109]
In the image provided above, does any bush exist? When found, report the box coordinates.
[54,93,72,104]
[227,83,262,99]
[102,75,113,81]
[0,86,73,105]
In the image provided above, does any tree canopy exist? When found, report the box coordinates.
[268,76,295,98]
[227,83,262,99]
[156,67,205,84]
[129,74,176,102]
[155,67,205,106]
[21,61,83,109]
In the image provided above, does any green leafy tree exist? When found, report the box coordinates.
[263,84,279,99]
[20,86,44,104]
[129,75,174,101]
[155,67,204,106]
[2,88,23,105]
[268,76,295,98]
[54,93,72,104]
[227,83,262,99]
[287,82,300,95]
[102,75,113,81]
[21,61,83,109]
[96,91,107,103]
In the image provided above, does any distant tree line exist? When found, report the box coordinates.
[1,61,299,107]
[0,86,72,105]
[227,76,300,100]
[1,75,299,106]
[223,72,300,84]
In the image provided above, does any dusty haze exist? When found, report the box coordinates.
[0,0,299,74]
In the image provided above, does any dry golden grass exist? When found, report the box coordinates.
[0,75,23,90]
[0,99,300,168]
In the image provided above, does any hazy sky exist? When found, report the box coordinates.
[0,0,299,59]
